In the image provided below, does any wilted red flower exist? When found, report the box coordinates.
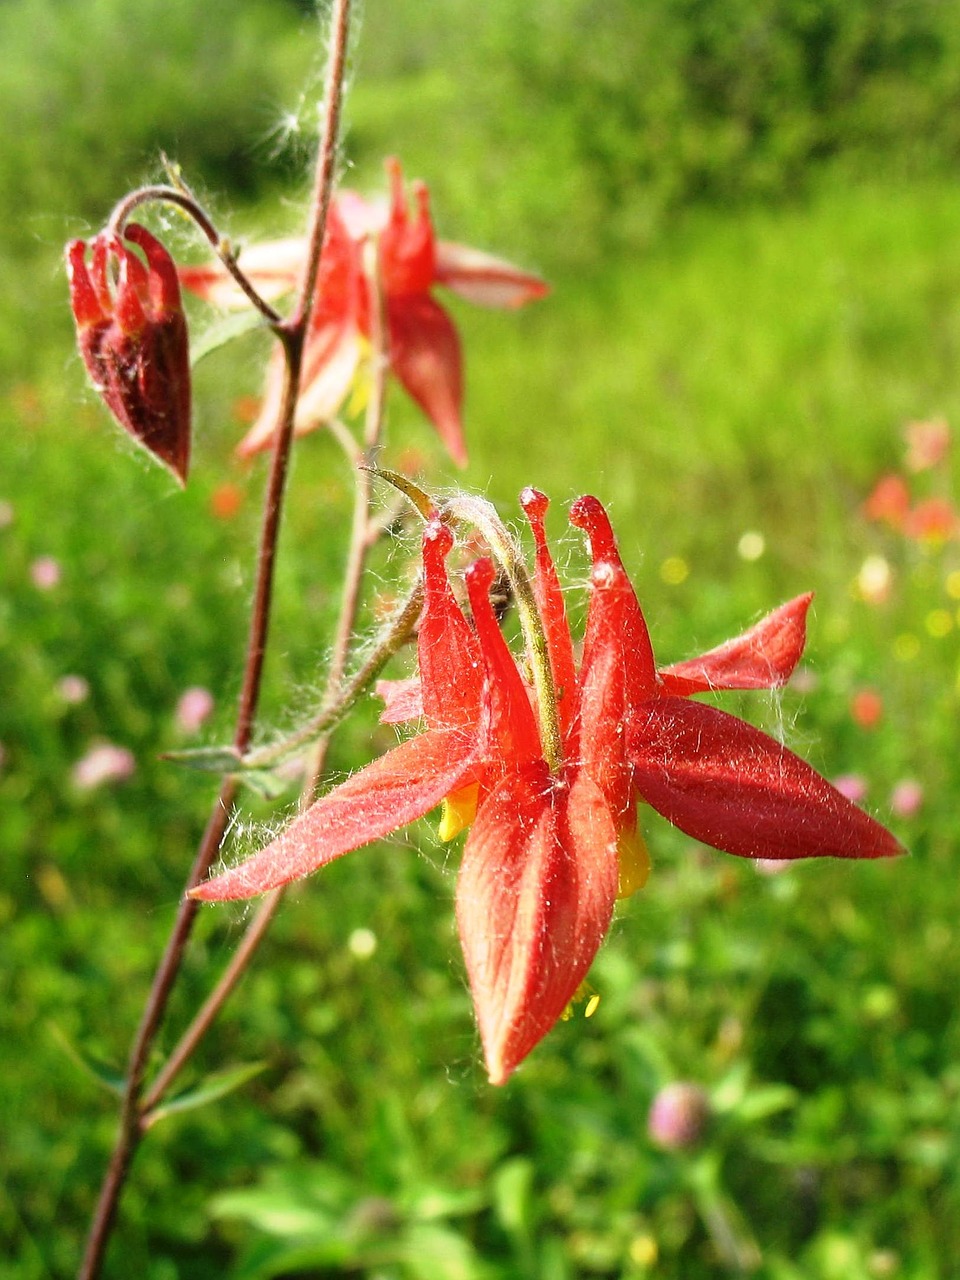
[181,159,548,467]
[67,224,191,484]
[194,491,902,1083]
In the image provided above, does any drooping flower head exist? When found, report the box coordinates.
[193,489,903,1083]
[180,159,549,466]
[67,224,191,483]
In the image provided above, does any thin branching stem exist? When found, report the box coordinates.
[140,226,402,1131]
[77,3,353,1276]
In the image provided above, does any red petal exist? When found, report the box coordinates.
[568,496,655,816]
[66,240,104,327]
[456,764,619,1084]
[520,488,579,740]
[377,677,424,724]
[387,294,466,467]
[466,558,541,766]
[124,223,184,319]
[379,158,436,296]
[569,496,656,705]
[629,697,905,861]
[659,594,813,695]
[418,521,483,730]
[435,241,550,309]
[192,727,479,900]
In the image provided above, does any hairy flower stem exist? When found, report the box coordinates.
[141,246,402,1114]
[77,3,353,1277]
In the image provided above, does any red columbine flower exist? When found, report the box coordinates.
[180,158,548,466]
[67,224,191,484]
[193,490,902,1084]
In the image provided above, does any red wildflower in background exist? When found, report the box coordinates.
[194,491,902,1083]
[181,158,548,466]
[67,224,191,483]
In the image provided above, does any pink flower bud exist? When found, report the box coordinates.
[890,779,923,819]
[175,686,215,734]
[71,743,136,790]
[30,556,61,590]
[66,224,191,484]
[648,1083,710,1150]
[832,773,869,804]
[56,674,90,705]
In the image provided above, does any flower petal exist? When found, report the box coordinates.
[520,488,579,740]
[659,594,813,694]
[387,294,466,468]
[435,241,550,309]
[418,521,483,730]
[376,677,424,724]
[456,763,619,1084]
[466,558,541,766]
[191,727,479,901]
[236,319,360,458]
[629,696,905,861]
[179,238,307,308]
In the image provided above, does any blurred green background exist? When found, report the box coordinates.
[2,0,960,1276]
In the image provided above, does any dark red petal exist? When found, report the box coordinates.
[629,696,905,861]
[466,558,541,766]
[418,520,482,730]
[113,244,149,336]
[659,594,813,695]
[456,764,619,1084]
[520,488,579,740]
[192,727,480,901]
[387,294,466,467]
[66,240,104,327]
[124,223,184,318]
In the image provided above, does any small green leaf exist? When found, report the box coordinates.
[190,308,269,364]
[147,1061,267,1127]
[48,1024,125,1095]
[160,745,242,772]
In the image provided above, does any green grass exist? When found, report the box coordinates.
[2,169,960,1278]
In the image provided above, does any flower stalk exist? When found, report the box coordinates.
[77,2,353,1275]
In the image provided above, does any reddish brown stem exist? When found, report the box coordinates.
[141,234,396,1118]
[77,3,353,1276]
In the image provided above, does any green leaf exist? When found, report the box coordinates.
[147,1061,267,1127]
[190,308,268,364]
[160,744,241,772]
[48,1024,125,1095]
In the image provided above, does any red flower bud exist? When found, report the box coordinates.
[66,224,191,484]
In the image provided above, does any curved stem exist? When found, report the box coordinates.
[77,3,353,1276]
[107,185,283,326]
